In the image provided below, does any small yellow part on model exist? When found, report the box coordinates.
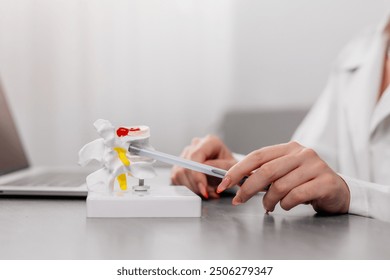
[113,147,131,191]
[113,147,130,166]
[117,173,127,191]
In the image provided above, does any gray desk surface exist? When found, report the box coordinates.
[1,168,389,260]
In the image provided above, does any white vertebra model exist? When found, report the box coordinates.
[78,119,156,192]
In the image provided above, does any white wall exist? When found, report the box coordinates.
[229,0,388,110]
[0,0,388,166]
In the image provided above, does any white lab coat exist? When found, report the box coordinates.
[293,16,390,222]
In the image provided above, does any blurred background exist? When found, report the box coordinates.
[0,0,388,166]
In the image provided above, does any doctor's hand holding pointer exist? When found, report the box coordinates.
[171,135,238,199]
[216,141,350,214]
[171,136,350,215]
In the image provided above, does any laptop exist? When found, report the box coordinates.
[0,80,88,196]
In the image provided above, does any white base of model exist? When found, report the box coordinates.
[86,185,201,217]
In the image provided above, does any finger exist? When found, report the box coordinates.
[231,153,303,205]
[173,167,209,199]
[179,143,210,198]
[221,142,302,191]
[171,146,192,184]
[171,146,192,185]
[190,135,225,163]
[191,137,201,145]
[262,163,318,211]
[281,173,349,214]
[278,179,323,211]
[171,168,198,193]
[199,181,209,199]
[171,165,185,185]
[185,169,209,199]
[207,185,220,199]
[177,146,194,182]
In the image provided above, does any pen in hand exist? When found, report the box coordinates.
[129,145,270,190]
[129,145,227,179]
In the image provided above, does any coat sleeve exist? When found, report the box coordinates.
[341,175,390,221]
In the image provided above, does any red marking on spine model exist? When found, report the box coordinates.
[116,127,141,137]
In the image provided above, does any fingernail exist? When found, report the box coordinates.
[217,176,231,193]
[199,183,208,199]
[232,196,242,206]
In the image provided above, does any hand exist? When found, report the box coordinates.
[171,135,237,199]
[216,141,350,214]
